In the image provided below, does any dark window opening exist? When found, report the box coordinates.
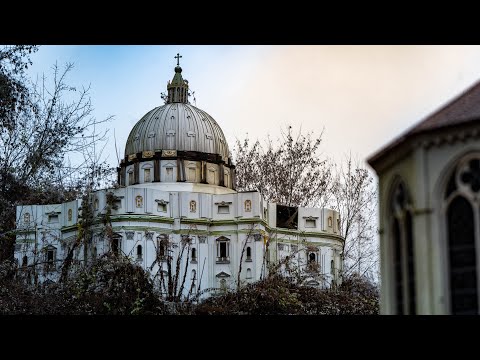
[246,246,252,261]
[22,255,27,267]
[220,242,227,258]
[112,238,119,256]
[191,248,197,262]
[309,252,316,263]
[276,205,298,229]
[137,245,143,258]
[448,195,478,315]
[216,237,230,263]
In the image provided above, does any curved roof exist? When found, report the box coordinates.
[125,102,230,162]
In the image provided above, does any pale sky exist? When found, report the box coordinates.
[26,45,480,171]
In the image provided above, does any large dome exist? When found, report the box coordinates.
[125,103,229,162]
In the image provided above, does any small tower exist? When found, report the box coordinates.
[167,53,189,104]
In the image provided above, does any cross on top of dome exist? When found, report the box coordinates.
[175,53,182,66]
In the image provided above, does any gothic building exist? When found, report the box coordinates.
[368,80,480,314]
[15,56,344,297]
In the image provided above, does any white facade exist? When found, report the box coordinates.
[15,185,343,297]
[14,59,344,298]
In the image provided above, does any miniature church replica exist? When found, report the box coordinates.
[368,80,480,315]
[14,55,344,297]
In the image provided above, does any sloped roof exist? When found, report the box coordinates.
[368,79,480,168]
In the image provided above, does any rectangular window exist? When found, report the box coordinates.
[158,203,167,212]
[128,171,134,185]
[216,239,230,263]
[207,169,215,184]
[112,238,120,256]
[188,167,196,182]
[165,167,174,182]
[45,249,56,271]
[157,239,167,261]
[144,168,151,182]
[218,205,229,214]
[291,245,298,253]
[305,219,316,228]
[48,214,59,223]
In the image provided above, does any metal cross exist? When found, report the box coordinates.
[175,53,182,66]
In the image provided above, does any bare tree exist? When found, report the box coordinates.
[0,59,113,262]
[234,126,379,282]
[234,125,331,208]
[329,154,378,280]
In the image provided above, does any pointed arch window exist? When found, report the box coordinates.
[444,155,480,314]
[390,180,416,315]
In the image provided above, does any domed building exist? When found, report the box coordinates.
[14,57,344,297]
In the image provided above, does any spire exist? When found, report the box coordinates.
[166,53,189,104]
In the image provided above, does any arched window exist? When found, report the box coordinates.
[22,255,27,267]
[190,200,196,213]
[444,156,480,314]
[246,268,252,279]
[135,195,143,208]
[137,245,143,259]
[309,252,316,263]
[390,180,416,315]
[94,198,99,210]
[244,199,252,212]
[191,247,197,262]
[331,259,335,275]
[68,208,73,222]
[246,246,252,261]
[24,212,30,223]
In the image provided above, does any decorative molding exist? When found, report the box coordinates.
[214,201,232,205]
[162,150,177,157]
[216,271,231,278]
[253,234,262,242]
[155,199,169,205]
[145,231,154,241]
[198,236,207,244]
[128,154,137,161]
[143,150,155,158]
[125,231,135,240]
[302,216,319,220]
